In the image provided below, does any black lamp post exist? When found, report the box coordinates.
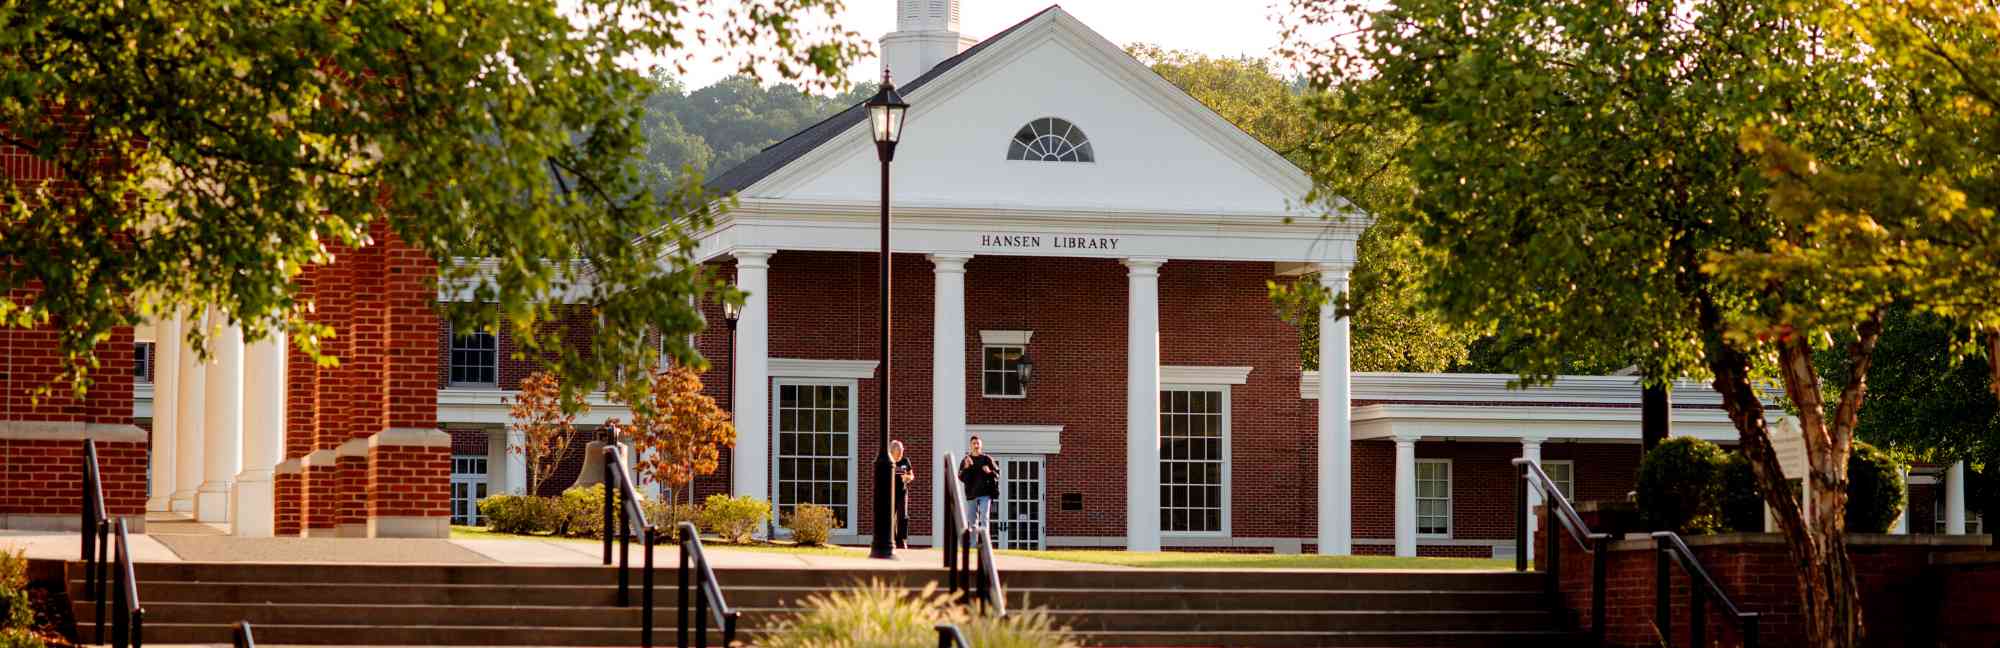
[866,68,909,560]
[722,299,739,508]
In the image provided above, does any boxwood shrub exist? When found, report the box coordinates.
[1636,437,1727,534]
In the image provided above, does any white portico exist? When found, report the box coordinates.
[696,4,1365,552]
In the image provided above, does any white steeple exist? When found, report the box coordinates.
[881,0,976,81]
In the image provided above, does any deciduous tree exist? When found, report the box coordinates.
[510,372,585,496]
[1284,0,1885,642]
[620,366,734,504]
[0,0,864,400]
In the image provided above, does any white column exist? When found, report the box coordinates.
[1520,437,1543,561]
[1316,265,1353,555]
[731,249,773,507]
[196,319,244,524]
[171,309,208,514]
[1893,467,1910,534]
[1394,435,1418,557]
[930,254,970,545]
[488,428,524,495]
[1946,460,1968,535]
[232,333,285,537]
[1124,258,1165,552]
[148,314,181,512]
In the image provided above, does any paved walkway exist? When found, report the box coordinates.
[1,513,1097,571]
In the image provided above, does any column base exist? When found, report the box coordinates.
[147,497,173,513]
[170,491,196,514]
[232,473,276,538]
[195,486,230,523]
[368,516,448,538]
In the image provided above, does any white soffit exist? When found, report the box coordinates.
[1300,371,1724,406]
[966,424,1063,455]
[1161,365,1252,386]
[769,358,879,379]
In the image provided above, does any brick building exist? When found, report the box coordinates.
[10,0,1985,552]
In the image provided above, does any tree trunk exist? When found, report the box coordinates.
[1697,296,1870,647]
[1987,329,1999,403]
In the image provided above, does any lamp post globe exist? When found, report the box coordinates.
[867,69,908,560]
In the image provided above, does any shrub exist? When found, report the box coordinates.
[784,503,837,546]
[480,494,563,535]
[559,485,607,538]
[0,549,42,648]
[1845,442,1905,533]
[647,500,703,544]
[1719,453,1766,533]
[761,581,1078,648]
[700,494,771,544]
[1636,437,1727,534]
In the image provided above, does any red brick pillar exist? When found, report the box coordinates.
[0,315,147,532]
[302,247,351,537]
[365,230,448,537]
[275,267,320,537]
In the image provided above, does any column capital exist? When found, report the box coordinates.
[1317,263,1353,288]
[732,248,776,267]
[1122,257,1168,274]
[1392,433,1421,446]
[1520,435,1547,449]
[928,253,972,271]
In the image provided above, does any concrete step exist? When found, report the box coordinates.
[1072,629,1583,648]
[89,623,744,646]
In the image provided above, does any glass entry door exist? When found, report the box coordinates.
[450,455,489,526]
[986,455,1045,550]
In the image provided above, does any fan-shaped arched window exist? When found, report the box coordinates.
[1006,118,1094,162]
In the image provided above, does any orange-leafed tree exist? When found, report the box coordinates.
[624,366,735,504]
[509,371,587,496]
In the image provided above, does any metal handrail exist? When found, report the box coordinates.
[941,453,974,599]
[81,439,112,642]
[935,623,972,648]
[676,521,739,648]
[232,621,255,648]
[1652,531,1760,648]
[599,445,661,647]
[109,518,144,648]
[1512,458,1609,645]
[972,525,1006,617]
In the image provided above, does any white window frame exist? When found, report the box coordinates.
[1416,459,1452,539]
[447,322,499,387]
[770,377,860,533]
[981,345,1029,399]
[1935,504,1987,535]
[1159,383,1231,538]
[450,454,490,526]
[1543,460,1575,502]
[133,342,153,384]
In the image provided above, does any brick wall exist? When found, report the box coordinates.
[436,304,600,391]
[1547,518,1994,648]
[1933,555,2000,647]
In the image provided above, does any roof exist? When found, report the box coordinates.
[704,5,1062,194]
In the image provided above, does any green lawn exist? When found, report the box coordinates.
[999,549,1513,571]
[449,525,856,556]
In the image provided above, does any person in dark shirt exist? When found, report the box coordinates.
[889,440,914,549]
[959,435,1000,531]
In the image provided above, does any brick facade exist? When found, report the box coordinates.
[0,281,146,528]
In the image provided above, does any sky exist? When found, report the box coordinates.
[660,0,1301,89]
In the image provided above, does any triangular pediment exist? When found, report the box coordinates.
[732,7,1315,218]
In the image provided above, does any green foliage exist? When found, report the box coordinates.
[761,581,1078,648]
[559,485,607,538]
[650,501,703,544]
[641,73,877,184]
[1719,454,1767,533]
[0,0,865,401]
[1845,443,1907,533]
[1130,44,1477,373]
[782,503,836,546]
[1820,307,1999,465]
[0,549,39,648]
[1637,438,1728,534]
[479,494,563,535]
[699,494,771,544]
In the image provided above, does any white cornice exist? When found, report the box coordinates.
[769,358,879,380]
[966,423,1063,455]
[1300,371,1726,406]
[979,330,1034,346]
[1161,365,1252,386]
[1351,403,1744,443]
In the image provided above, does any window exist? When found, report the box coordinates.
[1161,388,1227,534]
[1006,117,1094,162]
[133,342,154,383]
[982,346,1027,397]
[450,455,490,525]
[1417,460,1452,537]
[1543,460,1575,501]
[774,381,855,530]
[449,323,499,386]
